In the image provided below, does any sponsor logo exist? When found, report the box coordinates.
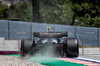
[43,33,62,35]
[40,32,44,35]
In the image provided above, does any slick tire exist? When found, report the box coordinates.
[20,39,35,57]
[65,38,79,57]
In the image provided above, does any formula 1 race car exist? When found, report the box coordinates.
[20,31,79,57]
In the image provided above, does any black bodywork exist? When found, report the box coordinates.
[20,32,79,57]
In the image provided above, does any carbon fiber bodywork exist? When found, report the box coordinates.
[33,32,68,38]
[20,32,79,57]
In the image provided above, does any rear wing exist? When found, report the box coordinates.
[33,32,68,38]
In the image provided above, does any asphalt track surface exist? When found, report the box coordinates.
[79,55,100,61]
[75,55,100,66]
[6,54,100,66]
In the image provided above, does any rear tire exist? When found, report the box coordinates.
[20,39,35,57]
[65,38,79,57]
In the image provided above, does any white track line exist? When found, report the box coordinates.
[78,57,100,63]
